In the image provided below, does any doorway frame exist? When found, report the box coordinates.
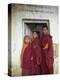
[22,19,50,37]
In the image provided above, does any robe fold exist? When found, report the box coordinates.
[22,44,32,76]
[41,34,54,74]
[31,37,42,75]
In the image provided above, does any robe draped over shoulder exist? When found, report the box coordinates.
[22,44,32,69]
[31,37,42,75]
[41,34,54,74]
[31,37,42,65]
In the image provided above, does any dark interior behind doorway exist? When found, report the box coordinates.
[24,23,50,38]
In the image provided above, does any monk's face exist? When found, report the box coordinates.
[32,32,38,38]
[42,27,49,35]
[24,37,31,44]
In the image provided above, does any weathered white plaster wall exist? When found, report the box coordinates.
[11,4,58,76]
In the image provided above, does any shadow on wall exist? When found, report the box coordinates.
[8,43,59,76]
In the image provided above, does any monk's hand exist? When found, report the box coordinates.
[37,61,40,65]
[43,43,48,49]
[31,56,33,61]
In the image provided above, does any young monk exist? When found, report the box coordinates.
[31,31,42,75]
[21,35,33,76]
[41,24,54,74]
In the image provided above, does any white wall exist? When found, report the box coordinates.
[11,4,58,75]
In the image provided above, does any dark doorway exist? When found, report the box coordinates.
[24,23,50,38]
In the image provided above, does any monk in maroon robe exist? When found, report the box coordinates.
[31,31,42,75]
[41,24,54,74]
[21,35,33,76]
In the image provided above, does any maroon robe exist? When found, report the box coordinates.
[31,37,42,75]
[41,34,54,74]
[22,44,32,76]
